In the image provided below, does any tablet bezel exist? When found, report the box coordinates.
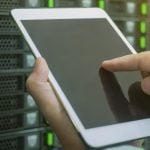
[11,8,150,148]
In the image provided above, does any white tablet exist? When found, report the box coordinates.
[11,8,150,148]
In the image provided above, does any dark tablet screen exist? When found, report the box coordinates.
[22,18,147,129]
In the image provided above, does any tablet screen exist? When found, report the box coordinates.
[22,18,146,129]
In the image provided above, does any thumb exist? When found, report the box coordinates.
[26,57,50,95]
[26,57,60,118]
[28,57,49,83]
[26,57,58,111]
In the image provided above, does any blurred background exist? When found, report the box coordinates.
[0,0,150,149]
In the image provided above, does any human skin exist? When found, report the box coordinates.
[101,51,150,95]
[26,51,150,149]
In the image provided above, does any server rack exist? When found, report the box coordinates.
[0,0,60,150]
[0,0,149,150]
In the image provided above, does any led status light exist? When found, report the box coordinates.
[47,132,54,147]
[81,0,92,7]
[26,134,39,149]
[140,36,147,49]
[25,112,38,126]
[125,21,135,33]
[126,36,135,47]
[98,0,105,9]
[140,21,147,34]
[27,0,40,7]
[140,2,148,15]
[26,94,36,108]
[48,0,54,8]
[25,54,35,67]
[126,2,136,14]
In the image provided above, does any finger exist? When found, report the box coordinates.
[101,51,150,72]
[141,76,150,95]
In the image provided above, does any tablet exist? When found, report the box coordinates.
[11,8,150,148]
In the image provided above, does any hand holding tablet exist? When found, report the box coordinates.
[11,8,150,148]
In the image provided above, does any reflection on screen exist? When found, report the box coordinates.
[21,19,148,129]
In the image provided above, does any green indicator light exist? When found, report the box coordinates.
[140,36,147,49]
[47,132,54,146]
[98,0,105,9]
[140,3,148,15]
[140,21,147,34]
[48,0,54,8]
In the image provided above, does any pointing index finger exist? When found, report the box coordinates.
[101,51,150,72]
